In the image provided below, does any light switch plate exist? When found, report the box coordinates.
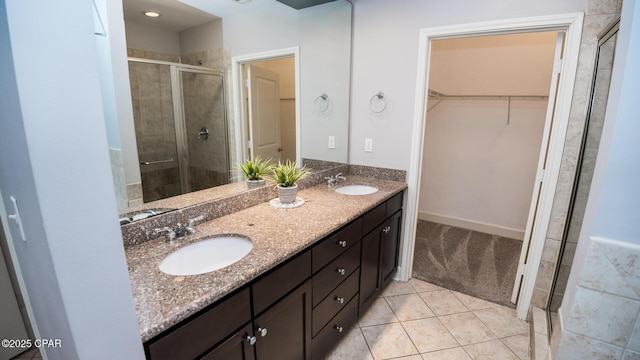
[365,138,373,152]
[328,136,336,149]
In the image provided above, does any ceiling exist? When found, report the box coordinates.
[122,0,220,32]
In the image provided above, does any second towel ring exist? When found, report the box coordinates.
[369,92,387,113]
[315,93,329,113]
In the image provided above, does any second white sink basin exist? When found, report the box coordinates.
[334,184,379,195]
[159,235,253,276]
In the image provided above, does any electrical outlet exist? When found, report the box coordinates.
[328,136,336,149]
[364,138,373,152]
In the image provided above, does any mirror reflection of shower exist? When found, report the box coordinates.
[128,59,229,202]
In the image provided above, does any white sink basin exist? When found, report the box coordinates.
[159,235,253,276]
[334,184,379,195]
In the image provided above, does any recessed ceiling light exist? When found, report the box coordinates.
[232,0,251,3]
[143,10,161,18]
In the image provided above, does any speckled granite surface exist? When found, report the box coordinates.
[125,176,406,342]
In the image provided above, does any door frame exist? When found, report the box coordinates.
[399,13,584,320]
[231,47,301,166]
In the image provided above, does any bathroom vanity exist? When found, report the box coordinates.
[124,176,406,360]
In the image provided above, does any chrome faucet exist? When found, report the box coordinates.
[154,215,205,242]
[325,173,347,186]
[154,227,176,242]
[175,215,205,238]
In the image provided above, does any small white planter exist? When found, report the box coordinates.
[277,184,298,204]
[247,179,266,189]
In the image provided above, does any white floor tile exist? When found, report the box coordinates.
[361,323,419,360]
[419,290,469,315]
[385,293,435,321]
[402,317,460,353]
[439,312,496,346]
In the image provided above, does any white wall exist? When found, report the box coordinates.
[96,0,141,186]
[179,19,223,55]
[419,33,555,237]
[125,20,180,55]
[421,100,548,237]
[429,33,557,95]
[349,0,585,170]
[0,1,144,359]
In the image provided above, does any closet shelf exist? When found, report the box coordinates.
[427,89,550,124]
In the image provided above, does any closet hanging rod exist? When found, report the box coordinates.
[427,90,548,101]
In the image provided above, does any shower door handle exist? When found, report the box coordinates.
[197,127,210,140]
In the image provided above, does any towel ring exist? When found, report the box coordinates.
[315,93,329,113]
[369,92,387,113]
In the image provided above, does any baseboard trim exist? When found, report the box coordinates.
[419,211,524,241]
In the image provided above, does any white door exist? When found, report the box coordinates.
[248,65,282,161]
[511,31,566,304]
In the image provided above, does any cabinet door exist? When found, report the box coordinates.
[201,323,256,360]
[380,211,402,288]
[360,210,403,312]
[254,280,312,360]
[359,228,382,311]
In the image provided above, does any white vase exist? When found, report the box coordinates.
[247,179,266,189]
[277,184,298,203]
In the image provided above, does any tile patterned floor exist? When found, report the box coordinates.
[325,278,530,360]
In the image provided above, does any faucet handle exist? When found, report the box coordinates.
[154,227,176,242]
[188,215,205,227]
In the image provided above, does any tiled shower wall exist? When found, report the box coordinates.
[531,0,623,310]
[554,237,640,359]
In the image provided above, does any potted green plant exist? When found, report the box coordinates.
[268,160,311,203]
[238,156,274,189]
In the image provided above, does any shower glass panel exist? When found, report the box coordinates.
[128,59,229,202]
[546,19,619,337]
[179,69,229,192]
[129,61,181,202]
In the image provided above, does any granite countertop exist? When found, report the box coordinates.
[125,176,407,342]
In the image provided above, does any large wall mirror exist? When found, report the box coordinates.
[107,0,352,222]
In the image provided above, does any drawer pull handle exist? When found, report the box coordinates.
[336,267,346,276]
[337,239,347,248]
[334,325,344,333]
[335,296,345,304]
[383,226,391,234]
[258,327,268,337]
[246,335,257,345]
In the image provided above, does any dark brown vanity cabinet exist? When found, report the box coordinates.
[359,192,403,312]
[253,280,312,360]
[144,191,404,360]
[310,218,363,360]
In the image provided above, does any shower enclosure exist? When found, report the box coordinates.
[546,18,619,338]
[128,58,229,202]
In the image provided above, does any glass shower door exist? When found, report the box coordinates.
[176,69,229,193]
[129,61,181,202]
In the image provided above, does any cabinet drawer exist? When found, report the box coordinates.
[363,202,386,235]
[146,288,251,360]
[312,241,360,306]
[311,295,359,360]
[252,250,311,316]
[312,218,362,273]
[386,192,403,217]
[312,268,359,336]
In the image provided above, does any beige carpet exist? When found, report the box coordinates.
[412,220,522,307]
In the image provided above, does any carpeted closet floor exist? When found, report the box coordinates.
[412,220,522,307]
